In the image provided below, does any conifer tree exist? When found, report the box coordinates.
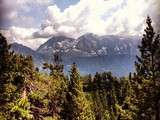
[135,16,160,119]
[92,72,104,120]
[43,52,64,75]
[7,55,36,120]
[118,78,138,119]
[135,16,160,79]
[0,33,37,119]
[43,53,67,119]
[0,33,13,101]
[0,33,13,118]
[65,63,94,120]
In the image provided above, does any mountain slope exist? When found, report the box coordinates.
[11,34,140,76]
[37,34,140,57]
[76,34,139,56]
[11,43,35,55]
[37,36,76,55]
[11,43,48,64]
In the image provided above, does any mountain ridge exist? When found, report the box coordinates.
[11,33,140,76]
[36,33,140,57]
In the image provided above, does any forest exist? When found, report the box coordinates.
[0,16,160,120]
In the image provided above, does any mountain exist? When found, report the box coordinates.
[36,33,140,57]
[76,33,99,54]
[11,43,35,55]
[75,33,139,56]
[11,34,140,76]
[10,43,48,65]
[37,36,75,55]
[36,35,90,57]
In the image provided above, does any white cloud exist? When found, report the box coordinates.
[35,0,155,38]
[9,27,36,39]
[1,27,48,49]
[1,0,158,49]
[33,26,57,38]
[0,0,53,28]
[149,0,160,32]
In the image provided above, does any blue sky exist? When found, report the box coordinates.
[54,0,79,11]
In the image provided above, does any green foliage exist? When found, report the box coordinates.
[134,16,160,119]
[135,16,160,79]
[65,63,94,120]
[0,16,160,120]
[10,98,33,120]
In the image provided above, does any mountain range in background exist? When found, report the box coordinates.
[11,33,140,76]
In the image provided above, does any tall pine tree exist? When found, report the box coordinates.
[135,16,160,120]
[65,63,94,120]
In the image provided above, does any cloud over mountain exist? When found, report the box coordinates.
[35,0,155,38]
[0,0,158,49]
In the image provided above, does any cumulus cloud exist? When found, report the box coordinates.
[34,0,155,38]
[0,0,54,49]
[33,26,57,38]
[0,0,53,28]
[1,27,47,49]
[1,0,158,49]
[151,0,160,32]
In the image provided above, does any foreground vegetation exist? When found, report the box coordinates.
[0,17,160,120]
